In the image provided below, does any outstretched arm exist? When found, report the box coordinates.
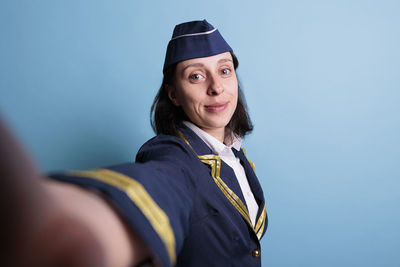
[0,117,153,267]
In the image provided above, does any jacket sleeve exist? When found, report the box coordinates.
[49,136,197,267]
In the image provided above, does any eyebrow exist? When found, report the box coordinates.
[182,63,204,73]
[217,58,233,64]
[181,58,233,73]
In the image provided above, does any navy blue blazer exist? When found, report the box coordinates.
[51,125,267,267]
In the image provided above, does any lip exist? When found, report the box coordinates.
[204,102,228,113]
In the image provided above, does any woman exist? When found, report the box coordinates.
[2,20,267,267]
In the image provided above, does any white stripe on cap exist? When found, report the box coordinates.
[171,28,217,41]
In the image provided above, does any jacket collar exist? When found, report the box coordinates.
[182,121,242,154]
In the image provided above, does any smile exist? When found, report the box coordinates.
[204,102,228,113]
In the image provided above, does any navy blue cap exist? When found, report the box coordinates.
[163,20,233,73]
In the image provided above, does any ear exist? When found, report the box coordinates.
[166,85,180,106]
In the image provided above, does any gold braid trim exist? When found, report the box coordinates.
[70,168,176,265]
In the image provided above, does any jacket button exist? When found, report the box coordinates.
[252,249,260,258]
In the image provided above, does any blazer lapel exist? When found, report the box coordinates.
[232,147,268,239]
[179,125,267,239]
[179,125,247,207]
[219,160,248,208]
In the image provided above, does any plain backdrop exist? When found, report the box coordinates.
[1,0,399,266]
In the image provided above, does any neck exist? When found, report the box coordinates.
[200,127,225,143]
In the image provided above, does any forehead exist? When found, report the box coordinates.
[177,52,233,71]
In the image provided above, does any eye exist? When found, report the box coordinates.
[220,68,232,76]
[189,73,204,81]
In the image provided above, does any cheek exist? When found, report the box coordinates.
[226,75,238,93]
[228,81,239,101]
[177,87,202,106]
[176,90,200,115]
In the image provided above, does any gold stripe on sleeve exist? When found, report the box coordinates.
[70,168,176,265]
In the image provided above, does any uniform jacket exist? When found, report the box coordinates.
[51,124,267,267]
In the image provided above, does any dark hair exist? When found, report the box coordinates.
[150,52,253,138]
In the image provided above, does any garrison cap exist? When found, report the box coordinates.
[163,20,233,73]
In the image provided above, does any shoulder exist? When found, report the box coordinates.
[135,134,196,164]
[135,134,202,190]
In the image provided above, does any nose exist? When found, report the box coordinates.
[207,74,223,96]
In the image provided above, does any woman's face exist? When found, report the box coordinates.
[168,52,238,140]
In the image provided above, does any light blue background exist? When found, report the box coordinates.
[1,1,399,266]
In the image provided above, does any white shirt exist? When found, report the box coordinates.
[183,121,259,226]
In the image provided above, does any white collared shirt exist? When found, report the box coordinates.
[183,121,259,226]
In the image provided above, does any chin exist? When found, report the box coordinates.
[207,119,231,129]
